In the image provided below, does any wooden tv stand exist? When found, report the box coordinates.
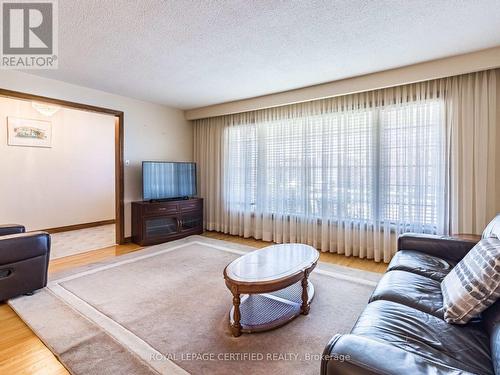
[131,198,203,246]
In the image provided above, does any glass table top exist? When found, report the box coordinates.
[225,243,319,283]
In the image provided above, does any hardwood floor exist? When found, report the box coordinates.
[0,304,67,375]
[0,232,386,374]
[0,243,142,375]
[48,242,142,274]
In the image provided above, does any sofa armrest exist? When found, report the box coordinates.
[321,334,466,375]
[0,232,50,265]
[0,224,26,236]
[321,334,382,375]
[397,233,477,262]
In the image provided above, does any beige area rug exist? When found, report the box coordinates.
[50,224,116,259]
[9,236,381,375]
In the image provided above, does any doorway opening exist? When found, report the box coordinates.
[0,88,124,246]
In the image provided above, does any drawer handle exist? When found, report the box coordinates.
[158,208,167,211]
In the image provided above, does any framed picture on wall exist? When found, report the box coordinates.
[7,117,52,148]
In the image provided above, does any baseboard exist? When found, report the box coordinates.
[43,219,116,234]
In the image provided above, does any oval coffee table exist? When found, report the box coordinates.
[223,243,319,337]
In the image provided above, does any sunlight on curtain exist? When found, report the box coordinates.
[194,70,497,263]
[223,100,444,262]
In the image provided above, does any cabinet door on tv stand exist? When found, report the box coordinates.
[144,215,179,239]
[179,211,203,232]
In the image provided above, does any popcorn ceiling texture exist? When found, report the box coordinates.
[32,0,500,109]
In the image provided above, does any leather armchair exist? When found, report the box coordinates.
[0,224,51,301]
[0,224,26,236]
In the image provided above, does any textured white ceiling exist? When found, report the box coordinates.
[29,0,500,109]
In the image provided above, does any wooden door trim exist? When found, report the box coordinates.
[0,88,125,245]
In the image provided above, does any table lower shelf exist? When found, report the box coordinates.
[229,280,314,333]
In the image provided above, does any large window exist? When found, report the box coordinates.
[225,100,444,230]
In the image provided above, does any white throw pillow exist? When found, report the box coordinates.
[441,238,500,324]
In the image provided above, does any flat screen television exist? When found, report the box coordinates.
[142,161,196,201]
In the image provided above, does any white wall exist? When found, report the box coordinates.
[0,97,115,230]
[0,71,193,237]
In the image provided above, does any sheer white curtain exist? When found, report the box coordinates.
[194,70,497,263]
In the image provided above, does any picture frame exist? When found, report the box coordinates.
[7,117,52,148]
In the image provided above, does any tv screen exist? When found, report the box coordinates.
[142,162,196,201]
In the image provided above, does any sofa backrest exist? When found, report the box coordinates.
[483,214,500,239]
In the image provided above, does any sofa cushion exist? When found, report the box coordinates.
[441,238,500,324]
[387,250,456,281]
[352,300,493,375]
[369,270,444,318]
[323,334,484,375]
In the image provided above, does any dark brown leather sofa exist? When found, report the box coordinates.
[0,224,50,301]
[322,215,500,375]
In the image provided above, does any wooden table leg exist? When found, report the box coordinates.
[301,270,310,315]
[231,291,242,337]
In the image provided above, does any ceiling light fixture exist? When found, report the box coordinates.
[31,101,61,117]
